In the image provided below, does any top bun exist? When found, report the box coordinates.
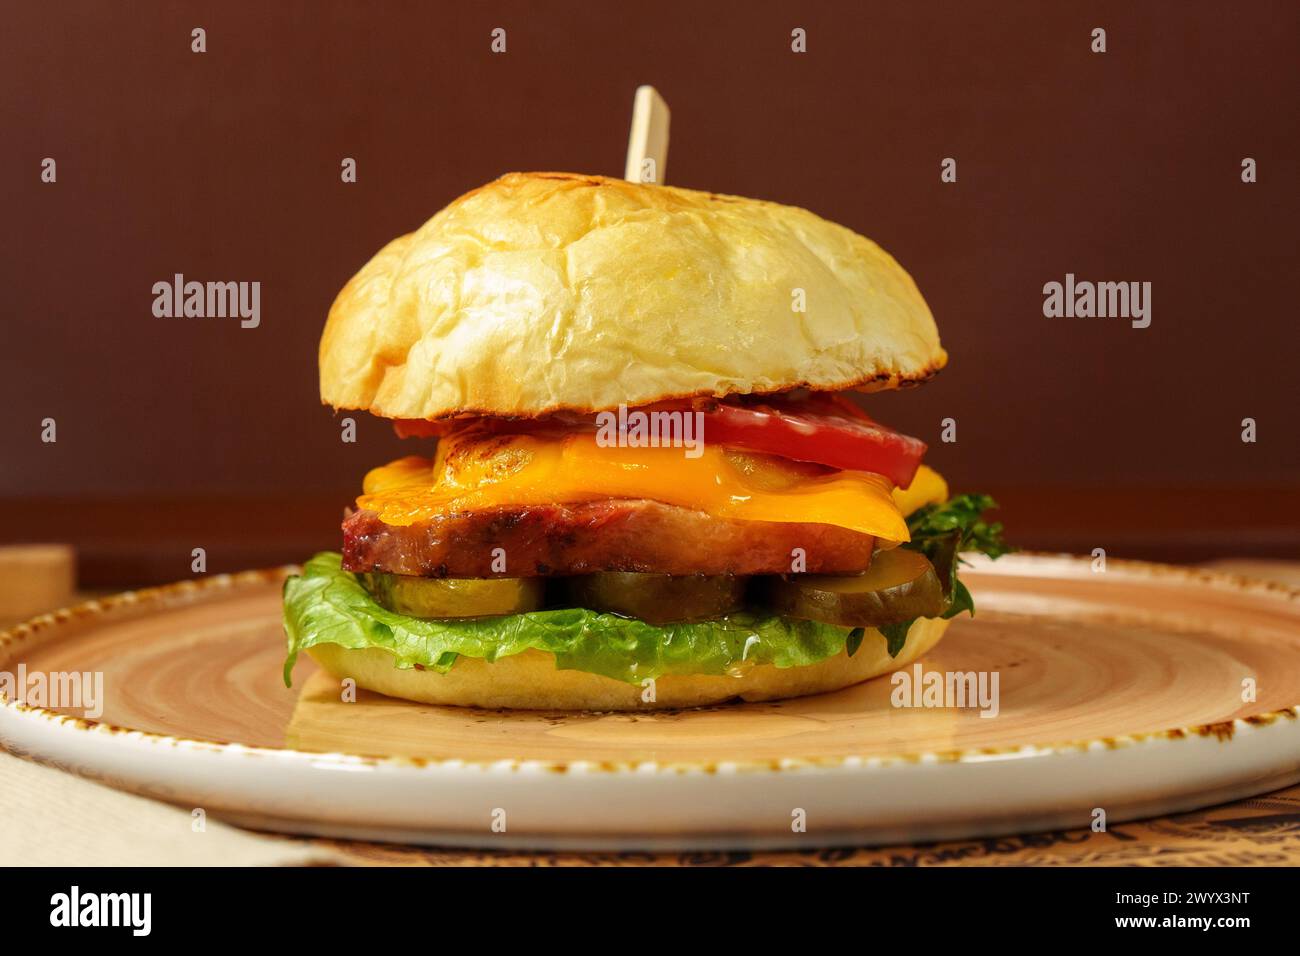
[319,172,946,420]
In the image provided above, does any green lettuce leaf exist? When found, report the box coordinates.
[906,493,1014,566]
[886,493,1014,638]
[283,552,859,686]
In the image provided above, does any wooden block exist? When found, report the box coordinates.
[0,544,77,621]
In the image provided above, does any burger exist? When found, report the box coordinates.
[282,172,1009,710]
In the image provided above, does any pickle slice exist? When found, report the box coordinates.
[565,572,746,625]
[767,548,945,627]
[362,572,544,619]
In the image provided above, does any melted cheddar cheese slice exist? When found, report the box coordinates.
[357,429,946,544]
[893,464,948,517]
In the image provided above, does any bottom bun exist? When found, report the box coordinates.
[305,617,950,711]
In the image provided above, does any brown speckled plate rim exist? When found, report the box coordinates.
[0,555,1296,774]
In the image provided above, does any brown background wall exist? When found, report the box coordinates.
[2,1,1297,584]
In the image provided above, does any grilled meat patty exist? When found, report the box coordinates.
[342,498,875,577]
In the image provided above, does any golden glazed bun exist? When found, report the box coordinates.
[320,172,946,421]
[305,617,949,710]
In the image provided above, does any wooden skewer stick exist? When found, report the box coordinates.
[624,85,670,185]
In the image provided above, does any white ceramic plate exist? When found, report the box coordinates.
[0,554,1297,850]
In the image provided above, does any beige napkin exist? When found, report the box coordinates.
[0,748,344,866]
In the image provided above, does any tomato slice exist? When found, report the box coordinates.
[692,394,926,487]
[393,419,448,439]
[392,417,574,440]
[393,393,926,486]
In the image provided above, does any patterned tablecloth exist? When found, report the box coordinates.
[306,783,1300,866]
